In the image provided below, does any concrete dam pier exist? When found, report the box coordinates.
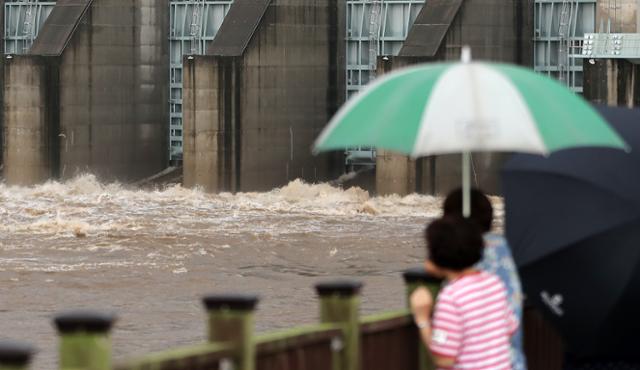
[182,0,345,192]
[2,0,636,195]
[3,0,168,185]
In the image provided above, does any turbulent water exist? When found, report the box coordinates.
[0,175,502,369]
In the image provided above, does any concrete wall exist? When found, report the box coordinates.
[2,0,169,185]
[0,3,4,170]
[183,0,345,192]
[375,0,533,196]
[583,1,640,108]
[583,58,640,107]
[597,0,640,33]
[3,57,59,184]
[437,0,533,64]
[182,57,234,192]
[376,149,416,196]
[57,0,168,181]
[238,0,343,191]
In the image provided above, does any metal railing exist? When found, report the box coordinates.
[255,324,343,370]
[360,311,420,370]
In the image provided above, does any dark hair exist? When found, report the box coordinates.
[443,188,493,232]
[425,216,484,271]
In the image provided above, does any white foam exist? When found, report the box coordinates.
[0,175,453,223]
[0,174,505,273]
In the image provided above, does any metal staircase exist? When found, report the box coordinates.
[22,0,37,52]
[557,0,579,86]
[368,0,382,80]
[189,0,205,55]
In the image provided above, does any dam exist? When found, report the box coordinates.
[0,0,635,195]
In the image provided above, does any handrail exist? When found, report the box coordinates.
[114,342,235,370]
[360,309,412,333]
[255,323,344,355]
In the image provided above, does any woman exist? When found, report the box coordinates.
[441,188,526,370]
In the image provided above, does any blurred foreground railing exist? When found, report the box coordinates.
[255,324,342,370]
[360,311,419,370]
[0,269,564,370]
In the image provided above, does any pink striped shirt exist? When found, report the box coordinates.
[430,271,518,370]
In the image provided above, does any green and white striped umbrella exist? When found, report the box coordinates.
[314,49,628,216]
[314,62,627,157]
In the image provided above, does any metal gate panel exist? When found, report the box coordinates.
[4,0,56,55]
[169,0,232,162]
[345,0,424,168]
[346,0,424,99]
[534,0,596,93]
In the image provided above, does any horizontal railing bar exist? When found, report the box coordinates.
[360,310,413,334]
[255,323,344,356]
[114,342,235,370]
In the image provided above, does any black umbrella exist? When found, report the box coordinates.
[502,105,640,359]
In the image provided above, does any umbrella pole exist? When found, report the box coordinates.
[462,151,471,217]
[461,46,472,218]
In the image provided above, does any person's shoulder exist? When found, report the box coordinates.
[446,272,498,297]
[439,279,465,302]
[479,270,504,284]
[477,271,511,296]
[438,281,457,298]
[484,232,508,247]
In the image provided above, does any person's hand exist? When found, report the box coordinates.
[410,287,433,323]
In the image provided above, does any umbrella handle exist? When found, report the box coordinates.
[463,151,471,217]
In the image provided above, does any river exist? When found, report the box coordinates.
[0,175,502,369]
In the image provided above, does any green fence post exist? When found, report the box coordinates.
[0,340,34,370]
[54,310,115,370]
[202,294,258,370]
[315,280,362,370]
[403,267,443,370]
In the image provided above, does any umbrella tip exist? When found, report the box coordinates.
[461,45,472,63]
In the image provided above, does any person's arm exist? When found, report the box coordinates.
[410,287,457,368]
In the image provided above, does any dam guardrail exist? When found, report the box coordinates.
[0,269,563,370]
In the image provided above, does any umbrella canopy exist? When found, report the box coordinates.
[314,62,627,156]
[502,105,640,359]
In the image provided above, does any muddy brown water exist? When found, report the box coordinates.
[0,175,503,369]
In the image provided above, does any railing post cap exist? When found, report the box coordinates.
[0,340,34,366]
[202,294,259,311]
[402,267,443,284]
[315,280,363,297]
[54,310,116,334]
